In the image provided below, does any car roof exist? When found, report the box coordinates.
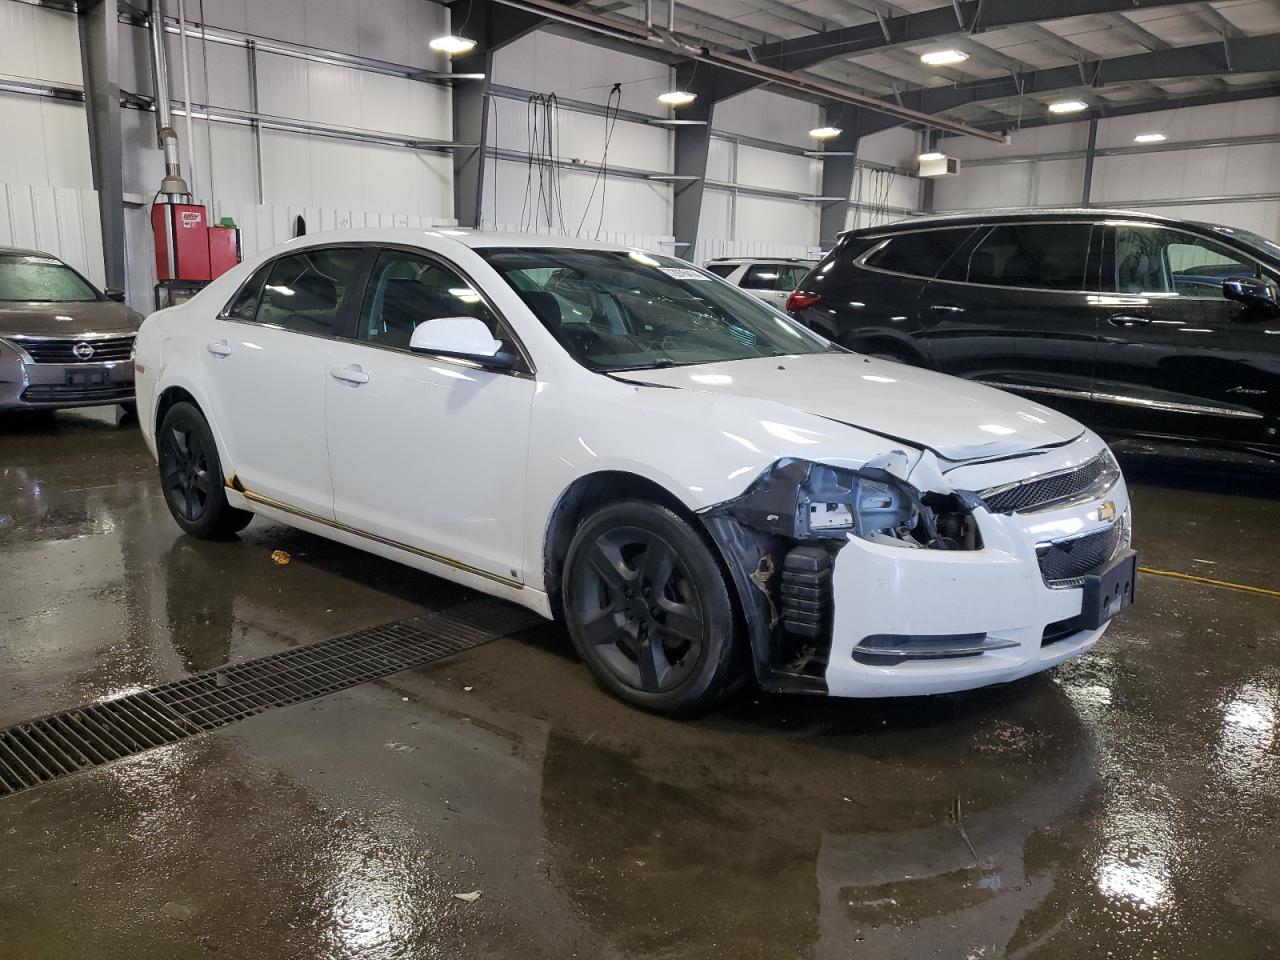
[0,245,59,259]
[841,207,1180,238]
[705,256,815,263]
[273,228,642,254]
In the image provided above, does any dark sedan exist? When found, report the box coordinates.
[0,247,142,412]
[788,209,1280,457]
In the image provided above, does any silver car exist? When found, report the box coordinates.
[0,247,142,412]
[702,257,817,309]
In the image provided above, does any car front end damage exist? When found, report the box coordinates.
[700,434,1135,698]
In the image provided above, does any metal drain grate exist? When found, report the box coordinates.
[0,598,539,799]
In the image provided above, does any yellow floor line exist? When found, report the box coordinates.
[1138,565,1280,599]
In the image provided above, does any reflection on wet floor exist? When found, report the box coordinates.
[1,408,1279,958]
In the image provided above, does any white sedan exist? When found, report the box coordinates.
[134,230,1136,715]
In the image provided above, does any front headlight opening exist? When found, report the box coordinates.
[724,459,980,551]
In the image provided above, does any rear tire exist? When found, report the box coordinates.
[157,401,252,539]
[562,499,745,716]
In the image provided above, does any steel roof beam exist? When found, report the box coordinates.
[860,30,1280,134]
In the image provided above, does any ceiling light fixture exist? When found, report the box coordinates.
[1049,99,1089,114]
[1134,132,1167,143]
[809,126,842,140]
[657,90,697,106]
[918,151,945,161]
[429,35,476,55]
[920,49,969,66]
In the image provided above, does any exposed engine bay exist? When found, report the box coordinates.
[701,457,981,692]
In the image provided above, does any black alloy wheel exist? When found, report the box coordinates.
[563,500,745,715]
[156,401,253,539]
[160,420,213,524]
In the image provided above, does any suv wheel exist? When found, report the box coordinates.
[562,500,745,716]
[157,401,252,539]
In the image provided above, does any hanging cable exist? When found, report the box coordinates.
[574,82,621,239]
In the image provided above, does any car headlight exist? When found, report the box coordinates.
[718,458,980,550]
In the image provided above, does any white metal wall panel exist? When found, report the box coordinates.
[0,182,105,287]
[857,127,920,170]
[714,89,819,147]
[490,104,670,175]
[492,31,670,112]
[481,158,672,238]
[0,94,93,190]
[733,193,818,247]
[0,0,82,85]
[734,144,815,194]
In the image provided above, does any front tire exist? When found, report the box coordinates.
[562,500,745,716]
[157,401,252,539]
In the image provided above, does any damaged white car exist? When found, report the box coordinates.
[134,230,1136,715]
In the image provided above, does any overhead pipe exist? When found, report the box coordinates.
[667,0,674,34]
[644,0,652,32]
[492,0,1006,142]
[176,0,199,197]
[148,0,190,196]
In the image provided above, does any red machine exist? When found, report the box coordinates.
[152,202,211,282]
[151,200,241,307]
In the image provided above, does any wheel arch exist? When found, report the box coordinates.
[541,470,744,626]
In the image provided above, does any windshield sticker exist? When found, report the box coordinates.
[659,267,712,280]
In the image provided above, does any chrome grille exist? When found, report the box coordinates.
[1037,521,1126,588]
[982,452,1117,514]
[17,335,135,364]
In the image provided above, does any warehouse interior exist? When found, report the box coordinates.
[2,0,1279,957]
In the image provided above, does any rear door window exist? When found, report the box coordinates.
[742,264,785,290]
[964,223,1093,291]
[862,227,977,279]
[255,248,364,336]
[777,265,809,291]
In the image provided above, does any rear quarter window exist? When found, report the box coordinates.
[862,227,977,279]
[704,263,739,279]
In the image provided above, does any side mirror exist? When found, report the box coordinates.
[1222,275,1279,315]
[409,316,515,369]
[104,288,126,303]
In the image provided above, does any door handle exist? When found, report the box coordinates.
[1108,314,1151,327]
[330,363,370,385]
[930,304,965,314]
[206,339,232,357]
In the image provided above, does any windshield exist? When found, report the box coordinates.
[0,256,99,302]
[480,248,835,372]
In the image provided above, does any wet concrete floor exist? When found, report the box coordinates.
[1,407,1278,959]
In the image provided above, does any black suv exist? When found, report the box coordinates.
[788,209,1280,456]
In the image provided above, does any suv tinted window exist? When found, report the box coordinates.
[863,228,975,279]
[255,248,364,336]
[965,223,1093,291]
[704,263,738,279]
[777,265,809,291]
[358,249,503,350]
[742,264,785,290]
[1110,224,1258,296]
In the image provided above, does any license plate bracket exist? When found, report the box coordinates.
[66,368,108,388]
[1080,549,1137,630]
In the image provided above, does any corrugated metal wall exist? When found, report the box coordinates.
[936,98,1280,238]
[0,1,105,284]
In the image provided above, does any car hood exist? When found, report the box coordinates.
[0,300,142,338]
[615,353,1085,462]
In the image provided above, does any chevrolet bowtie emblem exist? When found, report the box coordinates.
[1097,500,1117,522]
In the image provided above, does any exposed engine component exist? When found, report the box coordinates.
[720,458,980,551]
[702,457,982,692]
